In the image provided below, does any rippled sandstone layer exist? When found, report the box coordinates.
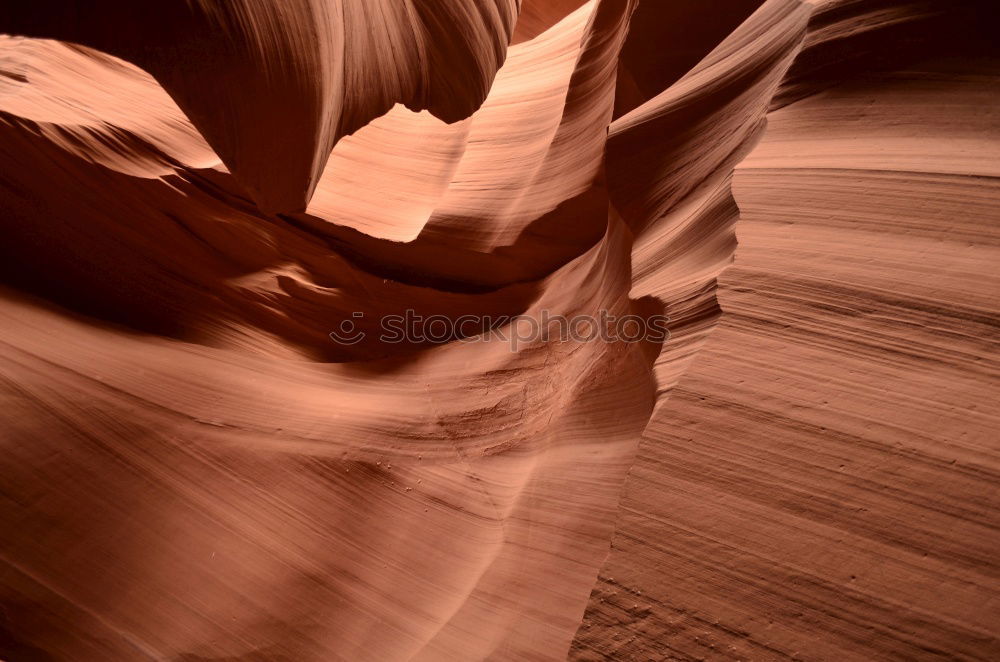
[1,1,998,660]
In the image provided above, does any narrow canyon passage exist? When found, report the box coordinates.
[1,1,998,660]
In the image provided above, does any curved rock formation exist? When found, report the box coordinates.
[572,0,1000,659]
[3,0,519,212]
[1,0,998,660]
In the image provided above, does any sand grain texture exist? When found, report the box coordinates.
[1,0,999,660]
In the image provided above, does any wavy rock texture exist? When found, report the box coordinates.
[1,0,999,660]
[2,0,519,212]
[572,0,1000,659]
